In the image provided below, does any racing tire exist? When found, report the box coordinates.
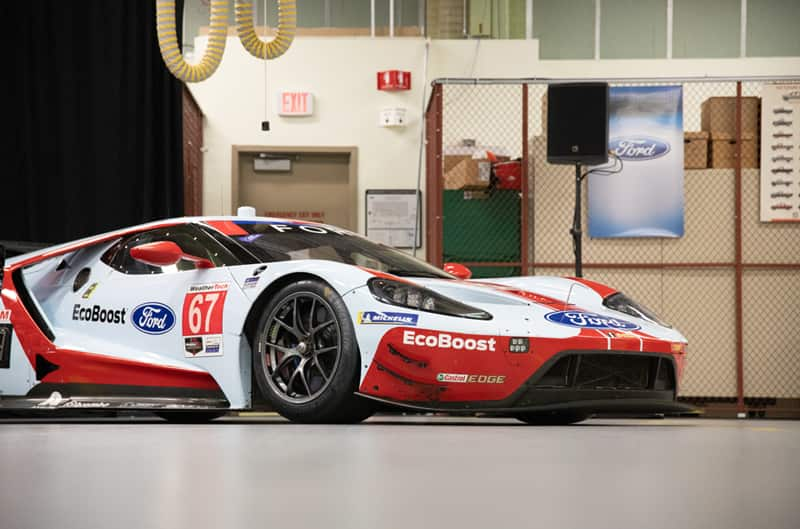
[252,279,374,424]
[155,411,227,423]
[514,411,590,425]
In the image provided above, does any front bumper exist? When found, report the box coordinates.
[360,329,693,414]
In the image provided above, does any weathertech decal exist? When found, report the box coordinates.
[358,311,418,326]
[437,373,506,384]
[72,304,126,325]
[402,330,497,352]
[183,283,228,336]
[183,283,227,357]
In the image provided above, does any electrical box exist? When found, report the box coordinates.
[377,70,411,91]
[379,108,407,127]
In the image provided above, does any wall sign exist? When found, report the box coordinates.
[589,86,685,238]
[377,70,411,91]
[278,91,314,116]
[760,83,800,222]
[365,190,421,249]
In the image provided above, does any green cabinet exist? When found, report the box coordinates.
[442,189,521,278]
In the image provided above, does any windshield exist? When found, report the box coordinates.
[226,221,452,279]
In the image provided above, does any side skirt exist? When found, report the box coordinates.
[357,393,698,416]
[0,396,229,411]
[0,382,230,411]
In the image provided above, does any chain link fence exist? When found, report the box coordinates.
[426,77,800,416]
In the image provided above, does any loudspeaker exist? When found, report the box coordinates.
[547,82,609,165]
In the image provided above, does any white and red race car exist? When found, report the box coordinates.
[0,216,691,424]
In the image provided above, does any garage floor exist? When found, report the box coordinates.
[1,416,798,529]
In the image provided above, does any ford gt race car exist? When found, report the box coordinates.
[0,216,691,424]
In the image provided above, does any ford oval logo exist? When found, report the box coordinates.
[132,302,176,335]
[545,310,640,331]
[610,136,670,161]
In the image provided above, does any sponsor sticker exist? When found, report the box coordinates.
[184,335,223,358]
[358,311,418,326]
[254,224,345,235]
[72,304,127,325]
[0,309,10,324]
[184,337,203,356]
[545,310,640,331]
[81,283,99,299]
[402,330,496,352]
[243,276,259,290]
[183,283,228,336]
[188,282,229,293]
[436,373,506,384]
[131,303,176,335]
[204,336,223,355]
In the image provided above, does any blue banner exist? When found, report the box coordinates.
[589,86,684,238]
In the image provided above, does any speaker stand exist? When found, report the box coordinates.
[570,163,583,278]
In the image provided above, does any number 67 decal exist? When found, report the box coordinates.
[182,285,228,336]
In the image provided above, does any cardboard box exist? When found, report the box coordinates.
[444,158,492,190]
[701,97,760,140]
[684,131,709,169]
[710,138,759,169]
[444,154,470,174]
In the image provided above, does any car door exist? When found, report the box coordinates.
[99,224,246,370]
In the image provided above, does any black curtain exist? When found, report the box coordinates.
[1,0,184,244]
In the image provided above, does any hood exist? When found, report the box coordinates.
[413,276,607,311]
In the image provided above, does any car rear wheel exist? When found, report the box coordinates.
[514,412,590,425]
[253,279,373,424]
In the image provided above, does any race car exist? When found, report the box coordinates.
[0,216,691,424]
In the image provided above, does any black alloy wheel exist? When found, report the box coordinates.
[253,279,373,423]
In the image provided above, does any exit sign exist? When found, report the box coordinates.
[278,91,314,116]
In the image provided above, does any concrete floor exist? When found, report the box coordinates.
[0,416,798,529]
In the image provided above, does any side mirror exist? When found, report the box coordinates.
[444,262,472,280]
[130,241,214,269]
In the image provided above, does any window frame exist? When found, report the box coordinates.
[101,224,245,275]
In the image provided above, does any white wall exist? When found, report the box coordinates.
[188,35,800,258]
[188,37,539,258]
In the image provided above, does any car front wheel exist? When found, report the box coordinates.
[253,279,373,424]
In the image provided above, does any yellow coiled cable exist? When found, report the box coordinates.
[156,0,229,83]
[235,0,296,60]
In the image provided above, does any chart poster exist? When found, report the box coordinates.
[760,83,800,222]
[589,86,684,238]
[365,190,421,248]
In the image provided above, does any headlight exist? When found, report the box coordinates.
[368,278,492,320]
[603,292,671,328]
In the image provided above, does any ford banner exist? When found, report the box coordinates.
[589,86,684,238]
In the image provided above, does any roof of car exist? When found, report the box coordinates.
[6,216,348,268]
